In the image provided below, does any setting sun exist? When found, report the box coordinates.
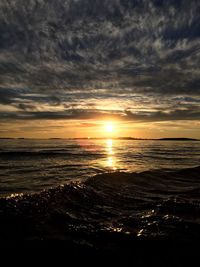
[105,122,114,133]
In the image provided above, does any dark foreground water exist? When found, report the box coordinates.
[0,140,200,254]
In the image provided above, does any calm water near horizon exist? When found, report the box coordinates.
[0,139,199,196]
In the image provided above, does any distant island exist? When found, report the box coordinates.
[72,137,199,141]
[158,138,198,141]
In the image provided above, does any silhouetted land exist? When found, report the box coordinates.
[159,138,198,141]
[73,137,199,141]
[0,137,199,141]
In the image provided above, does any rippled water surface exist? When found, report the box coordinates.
[0,139,199,196]
[0,139,200,245]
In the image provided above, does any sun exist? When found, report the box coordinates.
[105,122,114,133]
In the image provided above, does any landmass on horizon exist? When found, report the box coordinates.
[0,137,199,141]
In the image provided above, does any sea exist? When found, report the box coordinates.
[0,139,200,248]
[0,139,199,196]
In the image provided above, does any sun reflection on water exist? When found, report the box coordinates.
[107,156,115,168]
[106,139,114,155]
[105,139,117,170]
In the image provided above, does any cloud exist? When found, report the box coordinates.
[124,108,200,122]
[0,88,20,105]
[0,105,199,123]
[0,0,199,127]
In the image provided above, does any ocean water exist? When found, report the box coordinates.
[0,139,199,196]
[0,139,200,246]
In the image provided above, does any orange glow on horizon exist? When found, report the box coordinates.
[0,119,199,139]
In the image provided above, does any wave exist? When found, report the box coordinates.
[0,150,106,158]
[0,166,200,247]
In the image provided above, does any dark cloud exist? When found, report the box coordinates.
[0,106,199,123]
[0,88,21,104]
[0,87,62,107]
[0,109,116,121]
[124,108,200,122]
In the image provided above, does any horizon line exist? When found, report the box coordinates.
[0,137,199,141]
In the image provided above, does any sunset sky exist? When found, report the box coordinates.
[0,0,199,139]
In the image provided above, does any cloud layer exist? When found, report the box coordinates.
[0,0,199,126]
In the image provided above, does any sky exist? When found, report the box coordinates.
[0,0,200,138]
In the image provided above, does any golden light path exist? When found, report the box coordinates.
[106,139,117,170]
